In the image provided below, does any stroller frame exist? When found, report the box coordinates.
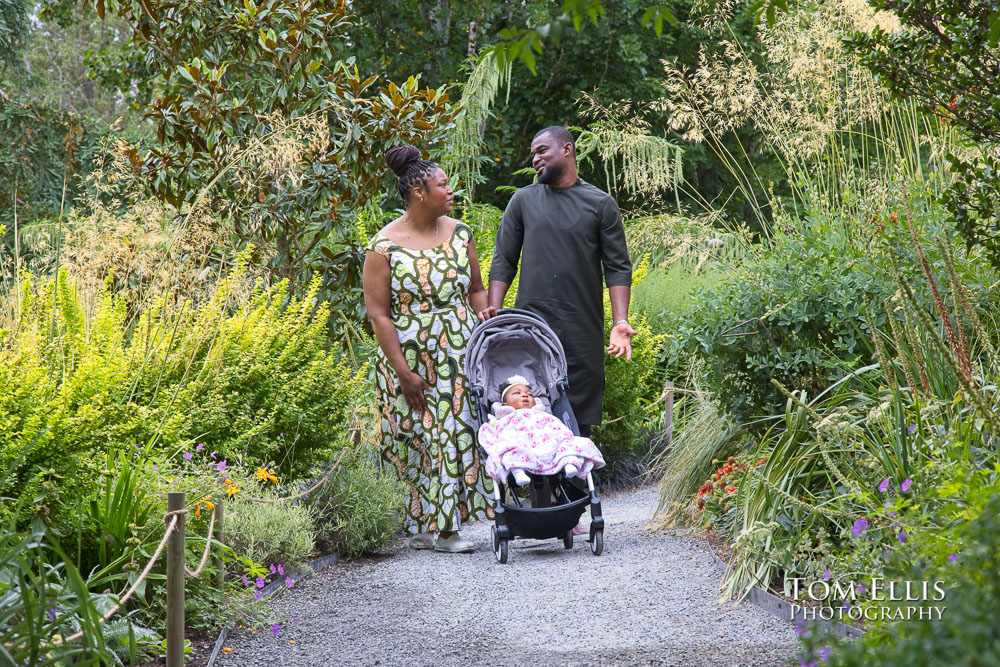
[466,308,605,564]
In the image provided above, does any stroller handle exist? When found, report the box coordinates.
[470,307,549,334]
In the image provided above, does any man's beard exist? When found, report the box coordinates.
[537,162,564,185]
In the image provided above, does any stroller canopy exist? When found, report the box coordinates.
[465,310,568,405]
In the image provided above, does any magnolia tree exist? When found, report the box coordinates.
[89,0,456,300]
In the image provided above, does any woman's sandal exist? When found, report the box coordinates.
[434,533,474,553]
[409,533,435,550]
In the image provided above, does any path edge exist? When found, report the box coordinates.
[206,551,340,667]
[705,540,863,639]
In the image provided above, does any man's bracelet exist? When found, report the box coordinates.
[612,319,630,328]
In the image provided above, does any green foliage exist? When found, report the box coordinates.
[82,449,154,577]
[808,487,1000,665]
[0,265,364,536]
[846,0,1000,270]
[0,0,29,74]
[306,448,407,558]
[94,0,457,283]
[223,494,314,572]
[667,188,982,423]
[0,525,113,665]
[0,99,94,227]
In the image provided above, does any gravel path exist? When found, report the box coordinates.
[216,484,797,666]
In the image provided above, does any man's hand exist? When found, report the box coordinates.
[477,306,497,322]
[607,321,637,360]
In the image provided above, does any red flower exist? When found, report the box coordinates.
[726,486,736,494]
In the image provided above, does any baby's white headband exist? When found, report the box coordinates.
[501,374,530,401]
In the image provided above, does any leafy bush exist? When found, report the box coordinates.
[306,448,406,558]
[223,494,314,572]
[803,487,1000,666]
[669,189,995,423]
[0,265,364,534]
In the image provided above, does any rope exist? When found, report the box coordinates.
[52,512,182,646]
[184,509,217,578]
[243,448,348,504]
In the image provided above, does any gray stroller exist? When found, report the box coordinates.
[465,308,604,563]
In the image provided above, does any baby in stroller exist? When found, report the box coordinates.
[478,374,605,486]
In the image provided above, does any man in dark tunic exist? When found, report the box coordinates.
[487,126,635,437]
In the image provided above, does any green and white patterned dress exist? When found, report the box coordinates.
[367,222,493,534]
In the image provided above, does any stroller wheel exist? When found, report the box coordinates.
[591,530,604,556]
[563,531,573,550]
[492,525,508,563]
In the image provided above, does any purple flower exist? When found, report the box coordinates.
[908,424,917,435]
[856,583,866,594]
[270,564,277,574]
[818,646,831,662]
[151,465,157,473]
[852,518,868,537]
[47,607,57,622]
[255,590,263,601]
[878,478,890,493]
[217,460,227,472]
[241,575,249,587]
[285,577,294,588]
[794,622,811,637]
[211,450,217,460]
[183,452,193,461]
[948,553,959,563]
[897,530,908,543]
[799,659,816,667]
[278,564,284,576]
[901,478,913,492]
[842,600,851,610]
[272,623,280,636]
[884,503,896,516]
[196,443,204,452]
[823,569,831,580]
[255,576,265,588]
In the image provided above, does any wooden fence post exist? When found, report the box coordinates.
[664,381,674,448]
[214,499,225,587]
[166,492,185,667]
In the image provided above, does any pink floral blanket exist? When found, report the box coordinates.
[478,405,605,481]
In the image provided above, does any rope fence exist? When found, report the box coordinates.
[242,447,348,504]
[51,509,188,647]
[41,450,351,664]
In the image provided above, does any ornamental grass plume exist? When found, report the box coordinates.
[902,187,972,378]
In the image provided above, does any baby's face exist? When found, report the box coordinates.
[503,384,535,409]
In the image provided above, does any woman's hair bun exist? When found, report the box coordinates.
[385,145,421,177]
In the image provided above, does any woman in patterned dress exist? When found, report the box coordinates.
[362,145,496,553]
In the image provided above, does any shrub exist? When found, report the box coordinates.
[223,494,314,572]
[306,448,407,558]
[0,264,364,533]
[805,488,1000,666]
[670,189,995,423]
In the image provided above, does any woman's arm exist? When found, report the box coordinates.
[466,236,495,321]
[363,249,430,412]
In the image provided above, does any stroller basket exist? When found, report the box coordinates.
[466,309,605,564]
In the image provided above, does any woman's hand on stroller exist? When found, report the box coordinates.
[399,371,432,413]
[477,305,497,322]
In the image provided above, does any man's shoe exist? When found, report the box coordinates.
[409,533,435,550]
[434,533,474,553]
